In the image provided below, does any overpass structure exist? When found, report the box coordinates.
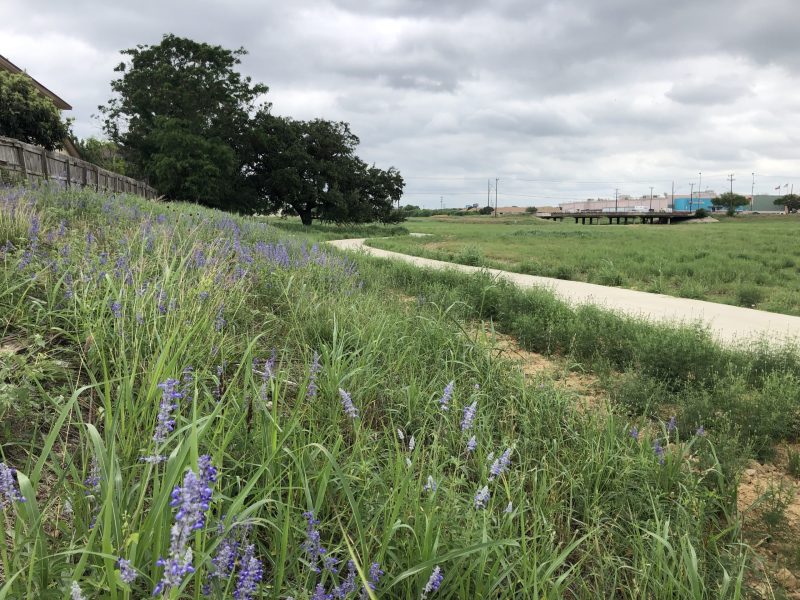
[539,211,695,225]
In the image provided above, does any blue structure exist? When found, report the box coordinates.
[672,197,714,211]
[672,196,744,212]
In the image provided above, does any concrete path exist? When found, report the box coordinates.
[330,238,800,346]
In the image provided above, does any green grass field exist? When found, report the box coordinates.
[368,214,800,315]
[4,185,800,598]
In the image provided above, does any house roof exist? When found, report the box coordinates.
[0,54,72,110]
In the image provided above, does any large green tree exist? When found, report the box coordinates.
[774,194,800,213]
[100,34,268,209]
[712,192,749,215]
[246,113,404,225]
[0,71,71,150]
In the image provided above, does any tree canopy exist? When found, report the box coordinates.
[100,34,268,209]
[712,192,749,215]
[100,34,405,224]
[0,71,71,150]
[774,194,800,213]
[246,113,404,225]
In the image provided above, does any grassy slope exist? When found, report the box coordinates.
[368,214,800,315]
[4,186,797,598]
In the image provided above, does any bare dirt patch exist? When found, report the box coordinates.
[468,322,605,409]
[739,446,800,598]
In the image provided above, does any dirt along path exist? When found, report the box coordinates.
[330,238,800,346]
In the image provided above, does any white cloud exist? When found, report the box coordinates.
[2,0,799,206]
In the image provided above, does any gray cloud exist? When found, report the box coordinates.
[3,0,799,206]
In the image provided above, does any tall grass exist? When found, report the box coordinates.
[368,215,800,315]
[358,260,800,459]
[0,184,752,598]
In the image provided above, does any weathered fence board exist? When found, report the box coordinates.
[0,135,157,199]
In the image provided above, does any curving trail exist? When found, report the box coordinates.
[329,238,800,346]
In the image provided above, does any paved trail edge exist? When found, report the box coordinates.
[330,238,800,347]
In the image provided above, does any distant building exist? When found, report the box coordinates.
[560,191,718,213]
[0,54,80,158]
[751,195,785,212]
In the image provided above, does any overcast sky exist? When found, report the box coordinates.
[3,0,799,207]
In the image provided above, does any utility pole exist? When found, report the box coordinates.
[698,172,702,196]
[487,179,490,208]
[727,173,735,194]
[614,188,618,211]
[649,186,654,211]
[690,182,695,212]
[495,178,499,218]
[671,181,674,208]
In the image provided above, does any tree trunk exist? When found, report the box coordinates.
[299,209,313,226]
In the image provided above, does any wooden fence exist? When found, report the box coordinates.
[0,136,158,199]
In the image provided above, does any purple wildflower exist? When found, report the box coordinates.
[302,511,327,573]
[332,561,357,598]
[630,426,639,441]
[214,305,226,331]
[153,378,182,444]
[260,349,277,382]
[438,381,454,411]
[209,534,238,579]
[653,439,666,465]
[324,555,340,574]
[110,300,122,318]
[213,364,224,402]
[118,557,137,584]
[474,485,490,510]
[667,416,677,434]
[307,351,321,400]
[422,565,443,598]
[64,272,74,300]
[153,457,216,595]
[70,582,86,600]
[466,436,477,453]
[695,425,705,437]
[489,448,512,480]
[423,475,437,493]
[461,401,477,431]
[0,462,26,507]
[364,562,384,594]
[233,543,263,600]
[312,583,332,600]
[84,456,101,495]
[338,388,359,419]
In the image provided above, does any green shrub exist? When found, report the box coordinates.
[457,244,486,266]
[787,449,800,478]
[736,284,764,307]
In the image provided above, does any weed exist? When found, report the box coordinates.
[788,449,800,478]
[757,480,794,535]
